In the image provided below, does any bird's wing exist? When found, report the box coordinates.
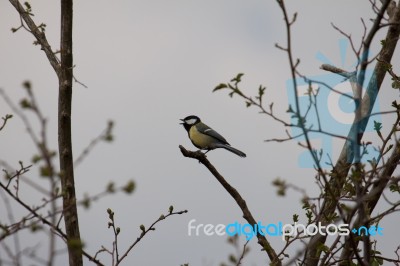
[196,123,230,145]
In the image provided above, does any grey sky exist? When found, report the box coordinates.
[1,1,399,265]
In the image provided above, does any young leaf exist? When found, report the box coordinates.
[373,120,382,132]
[230,73,244,85]
[213,83,228,92]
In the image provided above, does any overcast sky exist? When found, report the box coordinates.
[1,1,399,265]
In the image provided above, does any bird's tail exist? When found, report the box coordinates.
[216,144,246,158]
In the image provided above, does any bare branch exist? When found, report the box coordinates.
[306,1,400,264]
[179,145,281,265]
[74,121,114,167]
[236,240,250,266]
[0,180,105,266]
[117,207,188,265]
[8,0,60,76]
[0,114,13,131]
[320,64,355,78]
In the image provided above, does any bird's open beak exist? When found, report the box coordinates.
[179,119,184,125]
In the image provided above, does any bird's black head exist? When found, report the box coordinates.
[180,115,201,132]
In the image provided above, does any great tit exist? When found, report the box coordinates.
[180,115,246,158]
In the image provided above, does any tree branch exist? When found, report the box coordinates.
[58,0,83,265]
[307,1,400,264]
[0,181,104,266]
[0,114,13,131]
[116,207,188,265]
[179,145,281,265]
[8,0,60,76]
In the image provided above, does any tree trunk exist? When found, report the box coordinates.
[59,0,83,265]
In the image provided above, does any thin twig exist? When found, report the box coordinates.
[179,145,281,265]
[116,208,188,265]
[236,240,250,266]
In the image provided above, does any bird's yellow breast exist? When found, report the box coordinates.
[189,125,216,149]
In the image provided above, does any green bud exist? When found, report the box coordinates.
[82,194,90,209]
[106,182,115,193]
[229,255,237,263]
[123,180,135,194]
[107,208,114,220]
[20,98,32,109]
[22,80,31,90]
[39,166,52,177]
[31,154,42,164]
[68,238,84,251]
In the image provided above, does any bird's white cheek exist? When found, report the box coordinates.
[185,118,197,125]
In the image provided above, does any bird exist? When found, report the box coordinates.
[180,115,246,158]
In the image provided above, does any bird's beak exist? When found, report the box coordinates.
[179,119,184,125]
